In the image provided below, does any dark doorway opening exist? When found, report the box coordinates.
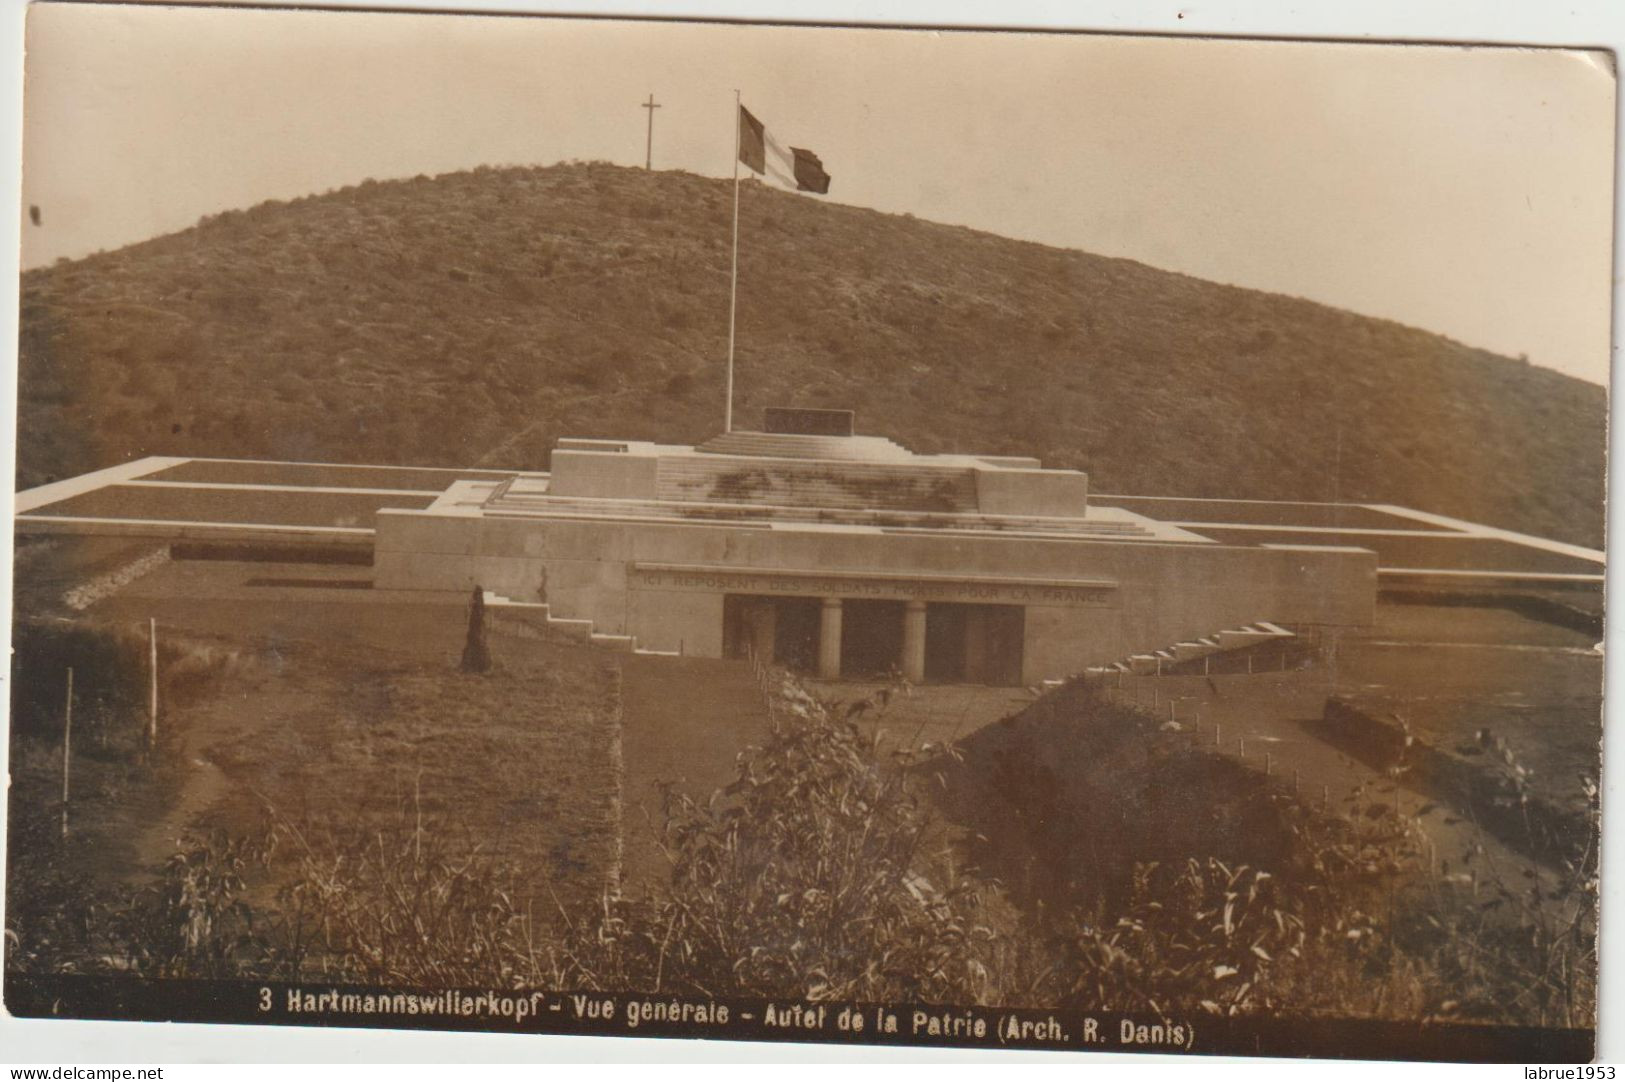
[722,594,821,673]
[925,603,969,682]
[774,597,820,672]
[840,599,905,678]
[924,602,1026,685]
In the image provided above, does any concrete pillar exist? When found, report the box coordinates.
[902,600,927,683]
[818,597,843,680]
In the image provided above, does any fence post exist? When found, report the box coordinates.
[61,667,73,840]
[1264,751,1272,776]
[148,617,159,748]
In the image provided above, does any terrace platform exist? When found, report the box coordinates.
[15,423,1601,685]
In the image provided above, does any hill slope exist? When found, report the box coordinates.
[16,162,1608,546]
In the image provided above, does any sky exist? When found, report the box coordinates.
[18,2,1618,384]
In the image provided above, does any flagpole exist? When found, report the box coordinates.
[726,89,740,434]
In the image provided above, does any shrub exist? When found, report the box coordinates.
[38,669,1595,1030]
[106,828,272,979]
[1031,818,1425,1018]
[558,676,1000,1004]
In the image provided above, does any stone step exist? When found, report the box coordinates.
[497,499,1146,534]
[696,431,915,462]
[654,455,980,513]
[1216,628,1275,649]
[1105,621,1299,678]
[481,591,547,614]
[485,491,1151,539]
[546,617,595,642]
[483,591,646,655]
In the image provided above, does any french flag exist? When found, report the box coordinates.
[737,105,831,194]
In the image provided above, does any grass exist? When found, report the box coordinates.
[3,621,1595,1031]
[4,613,624,976]
[1335,606,1602,816]
[196,631,624,919]
[15,161,1606,548]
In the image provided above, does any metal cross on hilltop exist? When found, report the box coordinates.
[641,93,661,170]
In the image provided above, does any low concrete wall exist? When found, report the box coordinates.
[1021,605,1113,685]
[16,514,374,548]
[547,449,661,499]
[974,466,1088,517]
[625,589,724,655]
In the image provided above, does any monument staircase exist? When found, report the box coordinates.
[482,489,1153,541]
[654,453,981,513]
[479,590,680,657]
[1084,621,1298,679]
[695,431,918,462]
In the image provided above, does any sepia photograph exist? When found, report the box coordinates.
[0,1,1615,1065]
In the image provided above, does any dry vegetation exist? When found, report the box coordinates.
[16,161,1606,546]
[6,646,1596,1029]
[4,617,623,979]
